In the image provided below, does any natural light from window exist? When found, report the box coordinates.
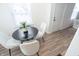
[12,4,32,27]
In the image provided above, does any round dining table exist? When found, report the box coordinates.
[12,26,38,43]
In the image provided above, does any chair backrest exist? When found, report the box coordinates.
[0,32,21,49]
[20,40,39,55]
[40,22,47,35]
[0,32,9,44]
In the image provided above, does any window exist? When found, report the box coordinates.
[12,4,32,27]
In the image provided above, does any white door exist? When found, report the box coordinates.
[49,3,66,32]
[49,3,75,33]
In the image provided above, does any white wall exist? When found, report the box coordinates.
[31,3,51,32]
[61,3,75,29]
[0,3,51,36]
[0,4,16,36]
[65,27,79,56]
[0,3,74,36]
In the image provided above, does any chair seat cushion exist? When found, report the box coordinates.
[0,32,9,45]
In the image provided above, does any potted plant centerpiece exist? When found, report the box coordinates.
[19,22,28,38]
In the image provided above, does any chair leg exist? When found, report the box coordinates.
[37,52,39,56]
[42,37,45,42]
[57,53,62,56]
[9,49,11,56]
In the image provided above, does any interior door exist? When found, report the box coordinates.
[50,3,66,32]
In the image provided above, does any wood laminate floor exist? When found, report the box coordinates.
[0,27,76,56]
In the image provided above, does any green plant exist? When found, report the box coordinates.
[19,22,28,32]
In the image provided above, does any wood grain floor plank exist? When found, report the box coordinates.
[0,27,76,56]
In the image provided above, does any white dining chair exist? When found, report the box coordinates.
[35,22,47,42]
[20,40,40,56]
[0,32,21,56]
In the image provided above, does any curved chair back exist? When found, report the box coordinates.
[40,22,47,36]
[0,32,9,44]
[20,40,39,56]
[0,32,21,49]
